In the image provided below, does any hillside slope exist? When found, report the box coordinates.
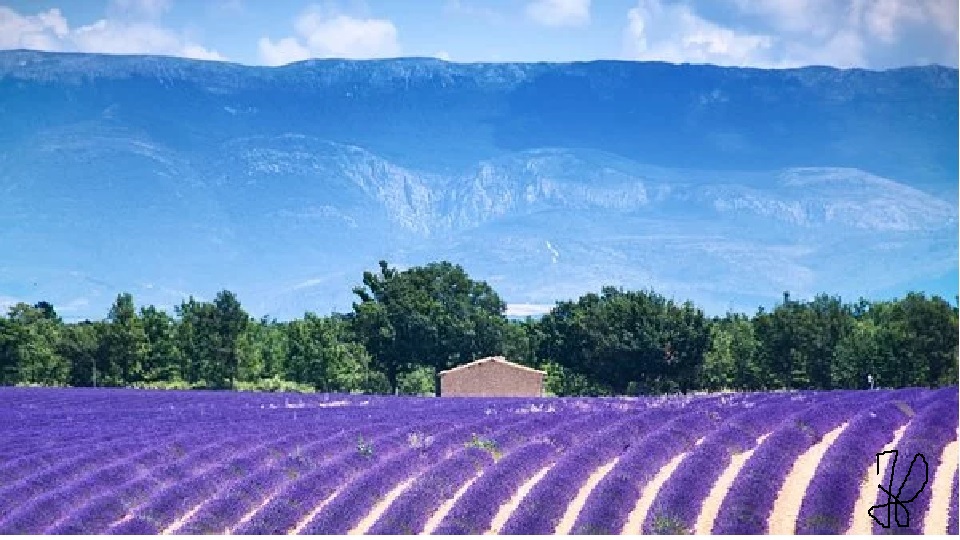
[0,51,956,318]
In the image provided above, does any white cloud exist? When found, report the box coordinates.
[179,43,225,61]
[505,303,554,317]
[862,0,925,44]
[72,19,225,60]
[434,50,451,61]
[0,5,225,61]
[925,0,960,36]
[526,0,591,27]
[258,6,400,66]
[626,0,958,69]
[733,0,941,44]
[0,7,70,50]
[257,36,310,65]
[623,0,776,67]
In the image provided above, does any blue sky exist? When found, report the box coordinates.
[1,0,957,67]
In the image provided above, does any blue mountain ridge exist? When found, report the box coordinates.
[0,50,956,319]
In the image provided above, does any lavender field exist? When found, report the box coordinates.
[0,387,957,535]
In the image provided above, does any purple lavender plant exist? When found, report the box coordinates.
[367,447,495,534]
[48,493,131,535]
[176,461,298,534]
[640,398,811,535]
[155,429,339,534]
[433,441,559,535]
[570,409,723,535]
[300,417,507,534]
[364,411,619,535]
[870,395,958,535]
[641,426,754,534]
[232,424,429,535]
[501,410,674,534]
[794,399,915,534]
[712,393,879,535]
[0,449,160,534]
[0,386,953,535]
[0,438,155,520]
[107,516,159,535]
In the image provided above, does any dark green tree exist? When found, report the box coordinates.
[103,293,149,385]
[237,316,288,382]
[140,306,181,383]
[538,287,709,395]
[351,260,508,394]
[702,313,763,391]
[212,290,249,389]
[175,297,215,385]
[58,321,105,387]
[0,316,21,385]
[4,303,69,385]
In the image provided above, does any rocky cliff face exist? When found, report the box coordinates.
[0,51,956,319]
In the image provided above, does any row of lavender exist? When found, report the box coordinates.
[0,387,955,534]
[0,387,709,534]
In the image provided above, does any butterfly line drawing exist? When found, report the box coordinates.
[868,449,928,528]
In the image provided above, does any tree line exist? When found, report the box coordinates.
[0,260,956,395]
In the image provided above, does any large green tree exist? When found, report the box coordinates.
[3,302,69,385]
[843,294,959,388]
[539,287,709,395]
[140,305,181,383]
[175,297,215,385]
[701,313,762,391]
[58,321,105,387]
[212,290,249,389]
[174,291,249,389]
[0,316,19,385]
[237,316,288,382]
[102,293,149,385]
[351,260,508,394]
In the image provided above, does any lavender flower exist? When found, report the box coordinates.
[712,395,870,534]
[0,386,954,535]
[870,396,959,535]
[502,410,674,534]
[433,442,559,535]
[795,400,914,534]
[368,447,495,534]
[571,409,723,535]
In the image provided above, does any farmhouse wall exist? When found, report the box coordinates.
[440,358,544,397]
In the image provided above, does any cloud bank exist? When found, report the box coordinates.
[622,0,958,68]
[258,4,400,66]
[0,0,224,60]
[0,0,955,69]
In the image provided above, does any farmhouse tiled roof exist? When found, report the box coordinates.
[438,355,546,376]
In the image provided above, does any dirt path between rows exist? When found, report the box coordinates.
[923,434,959,535]
[421,472,482,534]
[554,457,621,534]
[349,476,418,535]
[694,434,769,535]
[846,424,909,534]
[486,465,554,534]
[767,423,848,534]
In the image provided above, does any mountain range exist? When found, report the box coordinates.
[1,50,957,320]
